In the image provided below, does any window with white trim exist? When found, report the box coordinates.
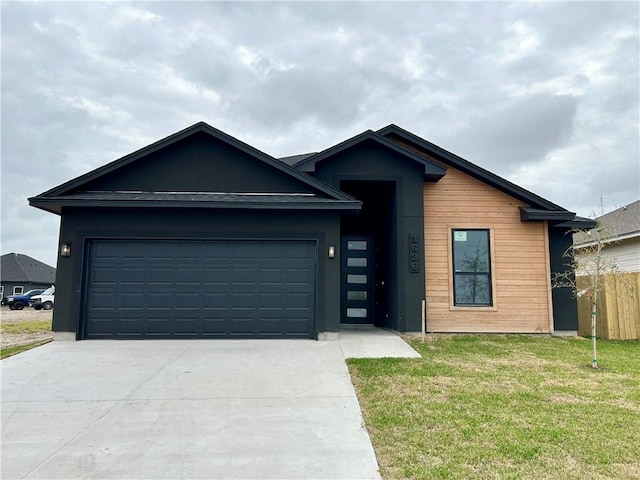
[452,229,492,306]
[13,286,24,295]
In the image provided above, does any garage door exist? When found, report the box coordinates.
[84,240,316,339]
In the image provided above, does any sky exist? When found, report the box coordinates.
[2,1,639,269]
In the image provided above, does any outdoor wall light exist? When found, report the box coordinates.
[61,243,71,257]
[328,245,336,259]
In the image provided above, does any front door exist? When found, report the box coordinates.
[341,236,375,324]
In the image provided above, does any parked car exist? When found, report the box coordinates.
[6,289,46,310]
[31,287,55,310]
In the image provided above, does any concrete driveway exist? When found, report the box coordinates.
[2,331,419,479]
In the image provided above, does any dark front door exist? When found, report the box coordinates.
[341,236,375,324]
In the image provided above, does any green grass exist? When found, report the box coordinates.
[0,339,52,359]
[348,335,640,480]
[1,320,52,334]
[1,319,53,359]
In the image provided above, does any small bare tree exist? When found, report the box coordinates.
[553,201,619,368]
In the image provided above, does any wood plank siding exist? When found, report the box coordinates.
[423,167,551,333]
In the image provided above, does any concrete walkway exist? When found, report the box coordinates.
[1,331,419,479]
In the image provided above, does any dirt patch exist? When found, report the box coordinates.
[1,306,53,349]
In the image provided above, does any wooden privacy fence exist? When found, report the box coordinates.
[576,273,640,340]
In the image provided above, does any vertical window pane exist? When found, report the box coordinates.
[453,230,490,273]
[454,274,491,305]
[452,229,492,306]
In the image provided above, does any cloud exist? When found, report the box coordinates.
[1,1,638,267]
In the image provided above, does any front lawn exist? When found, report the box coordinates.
[348,335,640,480]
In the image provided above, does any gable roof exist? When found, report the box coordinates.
[293,130,447,181]
[29,122,361,214]
[1,253,56,284]
[377,124,578,219]
[574,200,640,245]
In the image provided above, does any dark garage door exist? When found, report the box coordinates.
[84,240,316,339]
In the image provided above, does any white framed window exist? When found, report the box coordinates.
[13,286,24,295]
[0,285,4,298]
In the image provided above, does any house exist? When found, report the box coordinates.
[0,253,56,303]
[574,200,640,273]
[572,200,640,340]
[29,122,594,340]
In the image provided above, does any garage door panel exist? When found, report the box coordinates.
[175,268,201,284]
[148,268,173,284]
[287,268,314,285]
[119,267,145,285]
[204,267,230,284]
[92,267,117,285]
[120,243,146,260]
[89,292,116,309]
[117,318,143,335]
[203,293,228,308]
[85,240,315,339]
[93,242,119,260]
[286,318,311,334]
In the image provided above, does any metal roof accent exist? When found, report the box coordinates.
[519,207,576,222]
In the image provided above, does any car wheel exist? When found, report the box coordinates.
[34,304,42,310]
[43,301,53,310]
[13,301,25,310]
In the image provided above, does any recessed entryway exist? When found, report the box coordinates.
[340,180,396,328]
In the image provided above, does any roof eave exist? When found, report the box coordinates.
[28,197,362,212]
[519,207,576,222]
[554,216,598,229]
[379,124,569,212]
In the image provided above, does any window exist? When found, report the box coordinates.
[13,286,24,295]
[452,229,492,306]
[0,286,3,298]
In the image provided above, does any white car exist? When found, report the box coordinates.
[32,286,55,310]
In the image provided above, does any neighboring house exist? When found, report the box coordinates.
[572,200,640,340]
[0,253,56,303]
[573,200,640,273]
[29,122,594,340]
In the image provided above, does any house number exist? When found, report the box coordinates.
[409,234,420,273]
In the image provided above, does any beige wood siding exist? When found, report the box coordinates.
[424,167,551,333]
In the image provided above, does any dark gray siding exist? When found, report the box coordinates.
[310,140,427,332]
[54,208,340,338]
[78,132,316,195]
[548,226,579,331]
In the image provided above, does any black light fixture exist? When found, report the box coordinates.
[61,243,71,257]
